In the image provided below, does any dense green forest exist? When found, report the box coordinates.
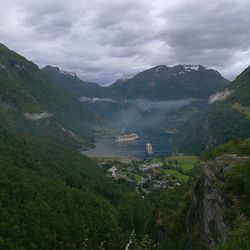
[0,125,150,249]
[0,124,197,249]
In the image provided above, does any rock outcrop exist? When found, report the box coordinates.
[186,154,249,249]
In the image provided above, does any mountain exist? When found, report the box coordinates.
[0,43,100,148]
[43,64,228,102]
[55,64,228,137]
[42,65,108,98]
[175,65,250,154]
[0,44,149,249]
[108,65,228,100]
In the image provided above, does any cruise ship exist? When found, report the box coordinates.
[116,133,140,142]
[145,143,153,157]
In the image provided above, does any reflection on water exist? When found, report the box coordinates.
[82,130,172,159]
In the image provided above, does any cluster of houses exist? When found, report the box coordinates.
[139,162,163,172]
[104,159,183,196]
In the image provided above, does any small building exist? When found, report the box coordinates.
[107,166,117,177]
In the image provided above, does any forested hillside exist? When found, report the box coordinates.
[0,125,153,249]
[0,44,149,249]
[0,43,101,148]
[108,65,228,100]
[175,65,250,154]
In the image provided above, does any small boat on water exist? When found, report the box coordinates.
[145,143,153,157]
[116,133,140,142]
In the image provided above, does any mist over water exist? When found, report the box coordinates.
[115,98,192,132]
[83,99,191,158]
[128,99,192,110]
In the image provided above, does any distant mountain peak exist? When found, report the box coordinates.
[59,69,77,77]
[42,65,108,98]
[109,64,228,100]
[109,77,129,88]
[43,65,77,77]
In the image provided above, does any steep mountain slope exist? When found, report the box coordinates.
[0,43,99,147]
[108,65,228,100]
[176,65,250,154]
[42,65,108,98]
[228,64,250,106]
[0,125,149,249]
[0,44,153,249]
[187,139,250,250]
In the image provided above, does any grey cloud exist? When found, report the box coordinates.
[158,1,250,69]
[24,112,53,121]
[127,99,192,111]
[0,0,250,84]
[92,0,149,29]
[209,89,232,104]
[84,66,103,73]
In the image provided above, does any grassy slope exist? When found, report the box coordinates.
[166,155,198,171]
[164,169,189,181]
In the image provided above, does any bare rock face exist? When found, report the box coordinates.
[186,154,249,249]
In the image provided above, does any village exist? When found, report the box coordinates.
[98,155,198,196]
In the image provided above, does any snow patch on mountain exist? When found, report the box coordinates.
[59,69,76,77]
[48,65,77,77]
[155,66,161,73]
[183,65,199,72]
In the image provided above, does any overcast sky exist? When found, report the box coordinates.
[1,0,250,85]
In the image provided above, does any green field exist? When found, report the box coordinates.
[164,169,189,181]
[165,155,198,170]
[133,174,142,183]
[151,157,162,163]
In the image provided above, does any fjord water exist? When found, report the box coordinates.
[82,128,172,158]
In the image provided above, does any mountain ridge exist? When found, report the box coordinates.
[108,64,229,100]
[0,43,101,148]
[175,64,250,154]
[42,65,108,98]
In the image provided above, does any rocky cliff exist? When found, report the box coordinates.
[186,154,249,249]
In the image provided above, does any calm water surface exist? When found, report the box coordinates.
[82,129,172,159]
